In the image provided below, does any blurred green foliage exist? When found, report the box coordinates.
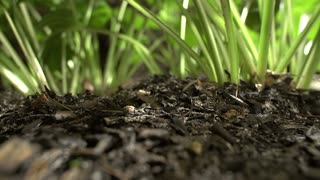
[0,0,319,94]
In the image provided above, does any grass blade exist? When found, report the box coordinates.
[125,0,202,69]
[4,9,48,90]
[194,0,225,83]
[296,28,320,89]
[221,0,239,83]
[179,0,189,78]
[257,0,275,84]
[275,5,320,73]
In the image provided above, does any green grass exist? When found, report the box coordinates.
[0,1,161,94]
[257,0,275,84]
[0,0,319,95]
[126,0,320,89]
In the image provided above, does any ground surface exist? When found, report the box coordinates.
[0,75,320,180]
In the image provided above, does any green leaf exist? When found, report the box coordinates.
[293,0,320,39]
[89,2,112,28]
[40,8,80,32]
[158,1,180,25]
[41,33,63,71]
[184,24,198,47]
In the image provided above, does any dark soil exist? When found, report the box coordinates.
[0,75,320,180]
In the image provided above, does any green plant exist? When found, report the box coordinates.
[0,2,48,94]
[126,0,320,89]
[0,0,319,95]
[0,0,162,95]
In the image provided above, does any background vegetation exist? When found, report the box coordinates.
[0,0,319,95]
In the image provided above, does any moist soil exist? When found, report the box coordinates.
[0,75,320,180]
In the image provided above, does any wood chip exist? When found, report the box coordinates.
[0,138,40,173]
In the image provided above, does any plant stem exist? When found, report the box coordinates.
[296,27,320,89]
[179,0,189,78]
[230,0,258,63]
[275,5,320,73]
[104,1,128,87]
[257,0,275,84]
[125,0,204,75]
[194,0,225,83]
[221,0,239,83]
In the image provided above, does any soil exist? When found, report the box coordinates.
[0,75,320,180]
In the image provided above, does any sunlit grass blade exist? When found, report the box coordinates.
[0,31,37,92]
[125,0,202,68]
[230,0,258,63]
[19,2,40,52]
[216,0,258,80]
[202,2,225,32]
[236,33,257,78]
[4,9,48,90]
[179,0,189,78]
[188,0,257,82]
[0,65,30,94]
[296,29,320,89]
[257,0,275,84]
[268,21,276,70]
[194,0,225,83]
[221,0,239,83]
[70,59,81,94]
[178,4,219,79]
[189,21,217,81]
[0,52,35,93]
[104,1,128,87]
[275,5,320,73]
[211,25,230,72]
[61,36,67,93]
[277,0,295,72]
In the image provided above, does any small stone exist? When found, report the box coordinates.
[124,105,135,114]
[0,138,40,173]
[137,89,151,96]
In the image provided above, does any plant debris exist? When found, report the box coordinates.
[0,75,320,180]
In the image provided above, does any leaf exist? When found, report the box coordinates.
[41,33,63,71]
[293,0,320,39]
[89,2,112,28]
[39,8,80,32]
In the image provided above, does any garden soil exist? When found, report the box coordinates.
[0,75,320,180]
